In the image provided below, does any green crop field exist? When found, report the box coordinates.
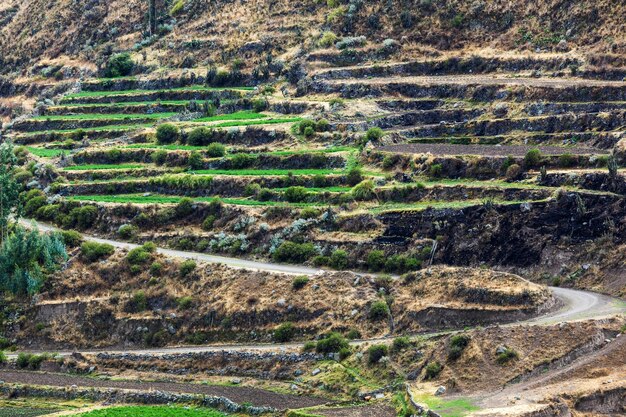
[68,194,321,207]
[62,86,254,99]
[26,147,66,157]
[190,168,343,176]
[32,112,177,121]
[20,123,154,136]
[0,408,60,417]
[54,99,236,108]
[193,110,268,122]
[75,405,228,417]
[64,164,145,171]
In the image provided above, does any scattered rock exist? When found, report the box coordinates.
[435,386,446,396]
[311,368,321,376]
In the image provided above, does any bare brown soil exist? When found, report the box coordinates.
[0,370,327,409]
[312,404,396,417]
[379,143,608,157]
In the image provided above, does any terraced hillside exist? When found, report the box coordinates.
[2,36,626,417]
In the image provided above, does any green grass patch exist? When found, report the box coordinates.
[368,199,544,214]
[193,110,268,122]
[75,405,228,417]
[67,194,321,207]
[0,408,61,417]
[190,168,343,176]
[32,112,177,121]
[19,123,154,137]
[208,117,302,128]
[63,86,254,100]
[64,164,145,171]
[26,147,66,158]
[416,394,479,417]
[54,99,236,108]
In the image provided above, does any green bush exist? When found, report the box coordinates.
[81,241,115,262]
[128,291,147,312]
[156,123,180,145]
[448,334,470,360]
[365,127,384,142]
[392,336,411,352]
[429,163,443,178]
[104,53,134,78]
[187,127,213,146]
[299,208,320,219]
[316,119,330,132]
[352,180,376,201]
[298,119,316,135]
[273,241,318,263]
[170,0,184,16]
[177,296,194,310]
[368,300,390,321]
[126,247,150,265]
[496,348,519,364]
[368,344,389,364]
[367,250,386,271]
[346,329,361,340]
[346,167,364,186]
[176,197,195,217]
[202,215,216,230]
[424,361,442,379]
[60,230,83,247]
[292,276,310,290]
[118,224,138,240]
[302,341,317,352]
[149,262,163,276]
[329,249,348,269]
[303,126,315,138]
[188,151,203,170]
[68,205,98,229]
[274,322,296,342]
[207,142,226,157]
[283,186,309,203]
[524,148,542,168]
[319,31,338,48]
[0,351,6,364]
[179,260,197,277]
[316,332,349,354]
[151,150,168,166]
[558,153,575,168]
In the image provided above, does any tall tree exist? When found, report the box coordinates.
[0,141,20,242]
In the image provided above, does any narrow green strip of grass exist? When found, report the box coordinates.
[209,117,301,128]
[31,112,177,121]
[67,194,321,207]
[190,169,343,176]
[64,164,144,171]
[26,147,66,158]
[415,395,479,417]
[19,124,154,137]
[74,405,228,417]
[193,110,268,122]
[63,86,253,99]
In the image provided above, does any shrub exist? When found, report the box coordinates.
[292,276,309,290]
[202,215,216,230]
[149,262,163,276]
[156,123,180,144]
[176,197,194,217]
[346,329,361,340]
[424,361,442,379]
[302,341,317,352]
[128,291,147,312]
[151,150,167,165]
[303,126,315,138]
[126,246,151,265]
[0,351,6,364]
[104,53,134,78]
[368,300,390,321]
[81,242,115,262]
[346,167,364,186]
[274,322,296,342]
[496,348,519,364]
[319,31,338,48]
[60,230,82,247]
[187,127,212,146]
[392,336,411,352]
[316,332,349,354]
[283,186,309,203]
[68,205,98,229]
[179,260,197,277]
[367,250,386,271]
[524,148,542,168]
[448,334,471,360]
[316,119,330,132]
[118,224,138,240]
[365,127,384,142]
[312,255,330,266]
[429,163,443,178]
[230,153,256,169]
[16,353,31,369]
[298,119,316,134]
[558,153,575,168]
[188,151,203,170]
[177,296,193,310]
[299,208,320,219]
[505,163,522,181]
[207,142,226,157]
[352,180,376,201]
[329,249,348,269]
[368,344,389,364]
[338,347,352,360]
[273,241,318,263]
[400,10,414,28]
